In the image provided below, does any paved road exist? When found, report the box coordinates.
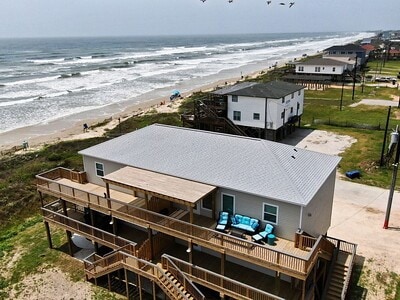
[350,98,399,107]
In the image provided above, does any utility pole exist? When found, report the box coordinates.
[384,126,400,229]
[380,106,391,166]
[340,81,344,111]
[352,58,358,100]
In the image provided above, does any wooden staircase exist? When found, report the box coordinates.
[325,258,349,299]
[84,248,204,300]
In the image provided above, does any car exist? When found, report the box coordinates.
[375,77,391,82]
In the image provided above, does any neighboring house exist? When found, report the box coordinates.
[36,124,356,300]
[295,57,352,77]
[361,44,376,58]
[389,48,400,60]
[211,81,305,141]
[323,44,367,66]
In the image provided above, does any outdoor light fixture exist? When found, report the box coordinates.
[186,247,191,253]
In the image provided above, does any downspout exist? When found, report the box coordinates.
[299,206,303,229]
[264,97,268,139]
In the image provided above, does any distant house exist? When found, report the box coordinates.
[210,81,305,141]
[323,44,367,66]
[295,57,352,79]
[389,48,400,60]
[361,44,376,58]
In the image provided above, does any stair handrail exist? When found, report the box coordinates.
[320,245,339,299]
[161,254,205,300]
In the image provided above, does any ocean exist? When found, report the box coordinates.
[0,32,374,142]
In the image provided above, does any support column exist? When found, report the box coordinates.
[138,275,143,300]
[148,227,153,260]
[301,279,306,300]
[189,206,194,224]
[61,199,68,217]
[145,194,150,210]
[187,239,193,273]
[124,268,129,299]
[152,281,156,300]
[112,217,118,235]
[44,221,53,249]
[274,271,281,295]
[107,273,111,291]
[39,191,44,207]
[66,230,73,256]
[220,250,226,277]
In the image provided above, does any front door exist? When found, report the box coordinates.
[222,194,235,215]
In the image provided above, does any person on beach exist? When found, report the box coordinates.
[83,123,89,132]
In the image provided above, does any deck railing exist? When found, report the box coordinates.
[162,254,284,300]
[42,202,136,250]
[37,168,333,279]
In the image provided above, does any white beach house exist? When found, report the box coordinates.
[211,81,305,141]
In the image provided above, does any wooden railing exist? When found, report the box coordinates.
[162,254,284,300]
[162,255,205,300]
[42,202,136,251]
[37,168,332,280]
[84,250,196,299]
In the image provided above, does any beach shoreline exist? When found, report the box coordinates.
[0,62,270,154]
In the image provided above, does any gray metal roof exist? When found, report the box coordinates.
[324,44,366,52]
[296,58,349,66]
[79,124,341,206]
[212,81,304,99]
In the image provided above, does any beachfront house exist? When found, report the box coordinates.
[323,44,367,66]
[203,81,305,141]
[36,124,356,300]
[294,57,352,81]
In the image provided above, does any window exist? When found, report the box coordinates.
[315,67,321,72]
[298,90,301,96]
[341,51,345,54]
[290,107,293,113]
[95,162,104,177]
[253,113,260,120]
[298,66,304,72]
[232,95,238,102]
[281,97,285,103]
[281,111,285,119]
[291,93,294,99]
[233,111,241,121]
[202,194,213,210]
[332,67,336,72]
[263,203,278,224]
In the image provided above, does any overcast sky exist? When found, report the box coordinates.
[0,0,398,38]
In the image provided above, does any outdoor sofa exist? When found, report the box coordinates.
[230,214,259,233]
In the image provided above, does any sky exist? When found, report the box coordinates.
[0,0,399,38]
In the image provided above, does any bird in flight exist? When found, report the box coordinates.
[267,1,271,4]
[289,2,295,7]
[200,0,206,2]
[279,2,285,5]
[228,0,233,2]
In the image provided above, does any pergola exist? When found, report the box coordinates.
[102,166,217,223]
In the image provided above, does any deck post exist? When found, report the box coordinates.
[220,250,226,285]
[61,199,68,217]
[44,221,53,249]
[107,273,111,291]
[66,230,74,256]
[124,268,129,298]
[189,206,194,224]
[145,194,149,210]
[148,227,154,260]
[188,239,193,272]
[138,275,143,300]
[274,271,281,295]
[301,279,306,300]
[105,183,110,198]
[112,217,118,235]
[39,191,44,207]
[152,281,156,300]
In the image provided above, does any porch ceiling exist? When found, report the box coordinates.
[102,166,216,206]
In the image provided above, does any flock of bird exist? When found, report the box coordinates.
[200,0,295,7]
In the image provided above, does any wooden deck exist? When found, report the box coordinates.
[37,167,334,280]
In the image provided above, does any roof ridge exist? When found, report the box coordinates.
[260,140,307,205]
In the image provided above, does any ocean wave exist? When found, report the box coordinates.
[58,72,82,79]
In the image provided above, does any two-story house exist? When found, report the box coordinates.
[36,124,356,300]
[210,81,305,141]
[323,44,367,66]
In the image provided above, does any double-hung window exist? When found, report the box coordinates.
[95,162,104,177]
[232,95,238,102]
[233,111,241,121]
[263,203,278,224]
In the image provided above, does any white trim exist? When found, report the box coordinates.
[262,202,279,225]
[95,162,104,177]
[299,206,303,229]
[221,193,235,214]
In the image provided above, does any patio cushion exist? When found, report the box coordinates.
[242,216,250,225]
